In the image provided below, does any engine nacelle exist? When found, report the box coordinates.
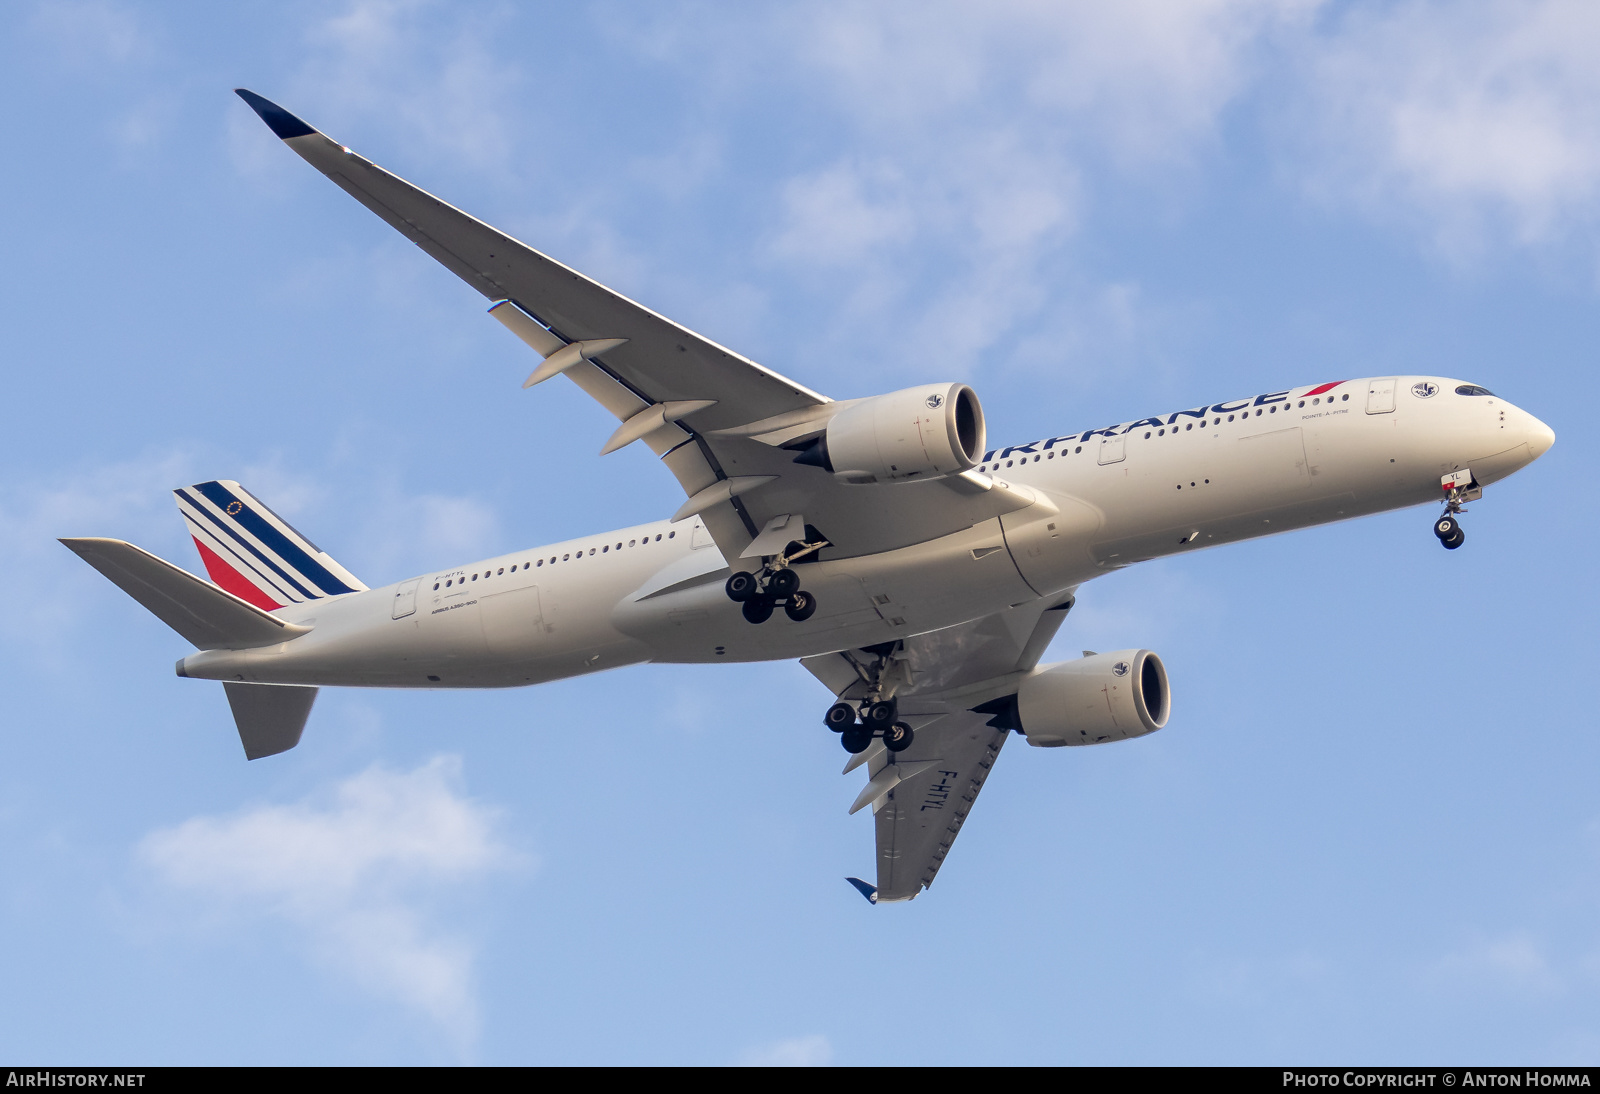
[1016,649,1170,747]
[795,383,985,484]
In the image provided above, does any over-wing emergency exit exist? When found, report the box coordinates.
[62,91,1556,903]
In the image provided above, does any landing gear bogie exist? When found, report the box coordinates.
[825,643,914,753]
[724,541,825,624]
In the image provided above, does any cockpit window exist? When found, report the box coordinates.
[1455,385,1495,396]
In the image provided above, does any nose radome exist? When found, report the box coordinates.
[1527,414,1556,459]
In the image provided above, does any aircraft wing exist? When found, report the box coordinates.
[802,590,1076,902]
[236,90,1038,561]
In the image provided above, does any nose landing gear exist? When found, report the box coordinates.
[724,535,827,623]
[1434,469,1480,550]
[1434,514,1465,550]
[823,644,915,753]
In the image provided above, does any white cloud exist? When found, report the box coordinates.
[295,0,524,174]
[29,0,152,68]
[793,1,1311,167]
[1429,931,1561,997]
[139,756,516,1045]
[746,2,1313,382]
[735,1034,833,1066]
[0,450,203,653]
[1295,0,1600,253]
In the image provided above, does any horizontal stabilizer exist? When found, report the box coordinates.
[60,538,310,650]
[224,681,317,760]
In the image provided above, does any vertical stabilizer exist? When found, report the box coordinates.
[174,480,365,610]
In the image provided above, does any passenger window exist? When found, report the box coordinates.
[1298,400,1305,407]
[603,545,609,553]
[497,568,504,575]
[433,582,440,590]
[669,531,675,539]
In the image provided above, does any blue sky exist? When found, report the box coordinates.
[1,0,1596,1065]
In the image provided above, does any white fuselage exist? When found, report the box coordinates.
[177,377,1553,689]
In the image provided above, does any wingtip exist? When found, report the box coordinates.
[234,88,316,140]
[845,877,878,905]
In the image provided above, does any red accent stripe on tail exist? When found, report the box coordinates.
[1302,381,1345,397]
[192,536,284,611]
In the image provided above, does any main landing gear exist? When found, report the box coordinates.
[824,644,915,755]
[1434,471,1479,551]
[724,536,827,624]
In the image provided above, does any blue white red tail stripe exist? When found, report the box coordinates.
[175,480,365,609]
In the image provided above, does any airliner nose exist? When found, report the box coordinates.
[1527,414,1556,460]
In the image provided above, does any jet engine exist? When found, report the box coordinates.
[1014,649,1170,747]
[792,383,985,484]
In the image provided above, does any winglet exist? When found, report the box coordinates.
[234,89,316,140]
[845,877,878,905]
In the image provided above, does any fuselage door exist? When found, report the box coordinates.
[1098,435,1127,465]
[1366,378,1397,415]
[391,578,420,619]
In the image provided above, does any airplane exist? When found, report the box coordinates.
[62,90,1556,904]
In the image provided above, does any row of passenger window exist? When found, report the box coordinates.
[433,529,678,590]
[977,394,1352,471]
